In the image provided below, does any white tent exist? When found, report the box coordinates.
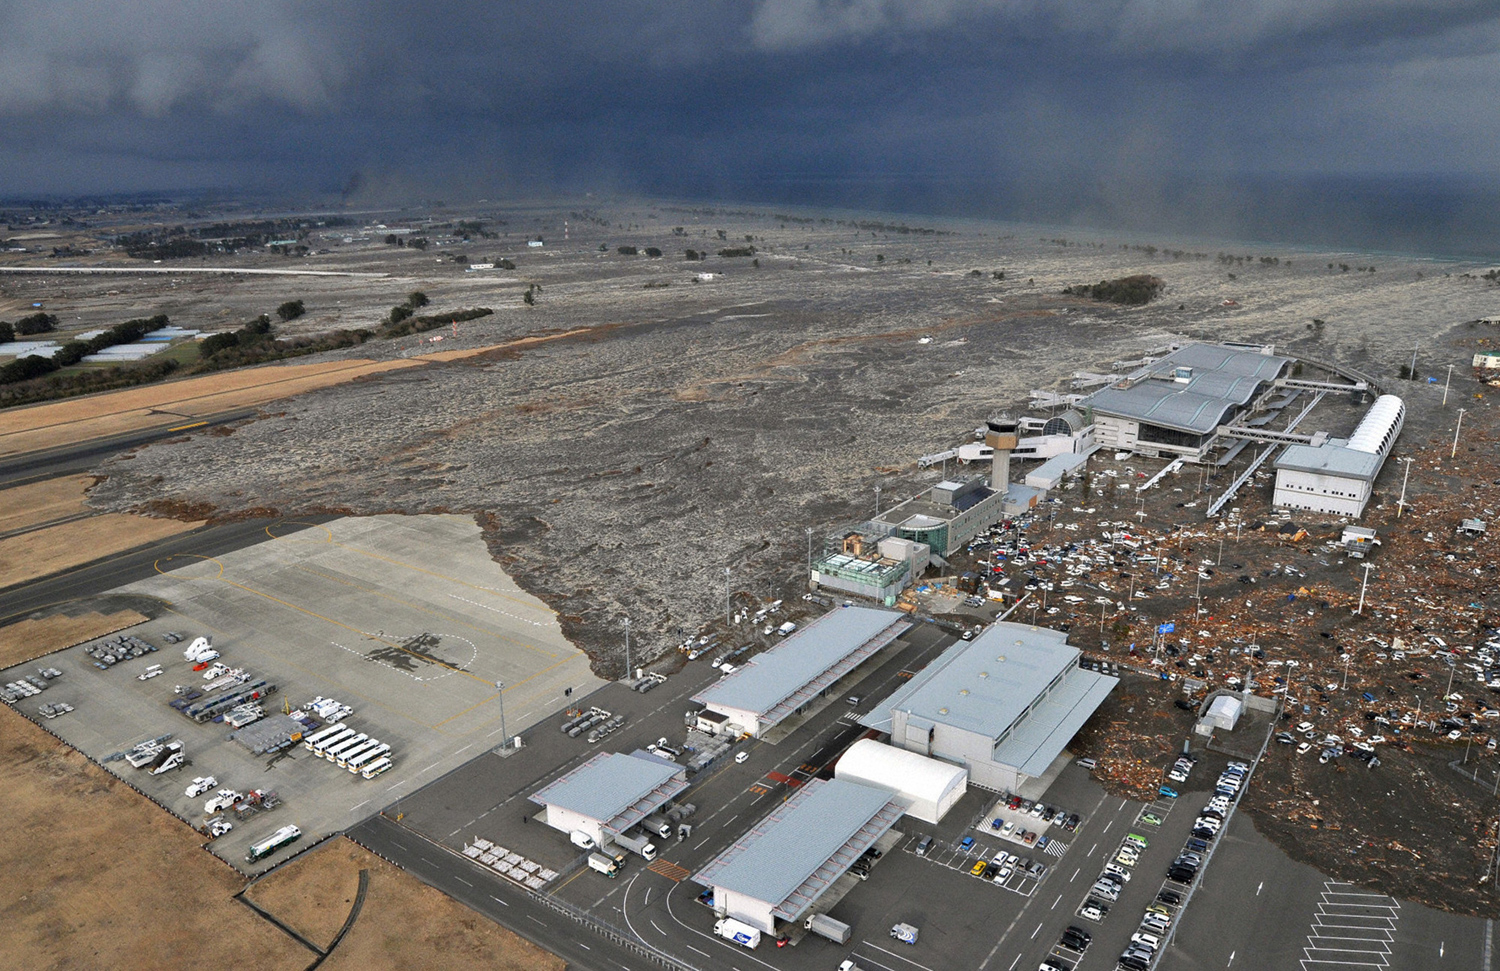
[834,738,968,824]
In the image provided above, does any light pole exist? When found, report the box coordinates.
[874,486,881,519]
[1355,563,1375,615]
[496,680,507,750]
[1409,342,1419,380]
[1342,653,1351,690]
[805,527,814,576]
[724,567,731,625]
[624,617,631,680]
[1452,408,1467,459]
[1396,457,1414,518]
[1217,535,1224,565]
[1443,364,1456,406]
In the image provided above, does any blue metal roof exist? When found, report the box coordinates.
[693,778,902,920]
[692,607,908,722]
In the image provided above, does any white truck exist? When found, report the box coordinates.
[183,637,219,664]
[890,922,919,945]
[642,813,673,838]
[587,852,621,877]
[714,917,761,949]
[804,913,852,944]
[611,830,658,861]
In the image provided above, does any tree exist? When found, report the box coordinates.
[15,312,56,335]
[645,247,662,258]
[523,285,536,306]
[407,291,429,308]
[0,321,12,343]
[389,305,413,325]
[276,300,305,322]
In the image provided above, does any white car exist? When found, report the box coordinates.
[734,751,749,764]
[185,775,218,798]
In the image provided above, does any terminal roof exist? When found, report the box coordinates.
[529,752,687,834]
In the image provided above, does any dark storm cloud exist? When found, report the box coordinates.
[3,0,1500,252]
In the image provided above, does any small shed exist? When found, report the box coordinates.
[1203,694,1242,731]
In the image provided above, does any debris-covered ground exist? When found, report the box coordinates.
[58,199,1500,914]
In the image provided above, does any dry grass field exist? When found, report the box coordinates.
[0,475,93,534]
[0,706,310,971]
[246,838,566,971]
[0,512,201,588]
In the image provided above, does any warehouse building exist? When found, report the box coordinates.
[529,751,688,847]
[834,738,968,824]
[1272,394,1404,518]
[1080,343,1291,461]
[691,606,909,738]
[860,622,1117,793]
[693,778,903,934]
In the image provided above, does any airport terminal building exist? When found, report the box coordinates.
[860,623,1117,793]
[1081,343,1291,462]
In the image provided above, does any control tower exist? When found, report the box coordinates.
[985,417,1019,493]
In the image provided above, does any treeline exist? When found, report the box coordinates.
[0,311,61,341]
[0,314,169,384]
[0,358,182,409]
[1062,275,1165,306]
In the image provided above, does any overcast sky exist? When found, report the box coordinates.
[4,1,1499,249]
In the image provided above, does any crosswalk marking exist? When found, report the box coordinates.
[1301,880,1400,971]
[647,859,691,882]
[1045,840,1067,858]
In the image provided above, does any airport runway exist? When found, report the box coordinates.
[0,408,257,488]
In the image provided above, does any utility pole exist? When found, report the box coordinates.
[805,527,814,577]
[1342,653,1352,690]
[1443,364,1456,406]
[1396,457,1414,518]
[496,680,507,750]
[1452,408,1467,459]
[724,567,731,625]
[1409,342,1419,380]
[1355,563,1375,615]
[623,617,631,680]
[874,486,881,519]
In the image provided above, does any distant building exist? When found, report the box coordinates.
[810,533,928,604]
[1273,395,1404,518]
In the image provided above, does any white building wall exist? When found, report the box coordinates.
[704,703,760,738]
[716,888,778,934]
[1273,469,1370,517]
[543,805,605,845]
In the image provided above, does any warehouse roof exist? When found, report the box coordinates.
[1082,343,1289,434]
[1274,442,1383,482]
[693,778,902,921]
[989,666,1117,777]
[529,752,687,834]
[835,738,968,802]
[692,606,908,724]
[860,622,1080,741]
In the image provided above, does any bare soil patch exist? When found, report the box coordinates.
[248,837,565,971]
[0,513,202,587]
[0,707,308,971]
[0,608,147,667]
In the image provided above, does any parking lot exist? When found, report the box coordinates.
[0,514,600,872]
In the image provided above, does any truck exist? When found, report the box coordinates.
[804,914,852,945]
[714,918,761,949]
[587,852,621,877]
[246,824,301,862]
[642,813,673,838]
[149,742,185,775]
[612,830,658,861]
[890,922,919,945]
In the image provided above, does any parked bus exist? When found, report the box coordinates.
[346,744,391,773]
[336,739,381,768]
[311,728,356,757]
[302,723,347,752]
[360,757,393,780]
[324,733,369,762]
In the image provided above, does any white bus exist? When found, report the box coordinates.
[346,744,391,772]
[324,733,369,762]
[302,723,347,752]
[360,757,393,780]
[337,739,383,768]
[312,728,356,758]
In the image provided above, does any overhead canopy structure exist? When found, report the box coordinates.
[692,606,909,737]
[834,738,968,824]
[693,778,902,933]
[529,751,687,843]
